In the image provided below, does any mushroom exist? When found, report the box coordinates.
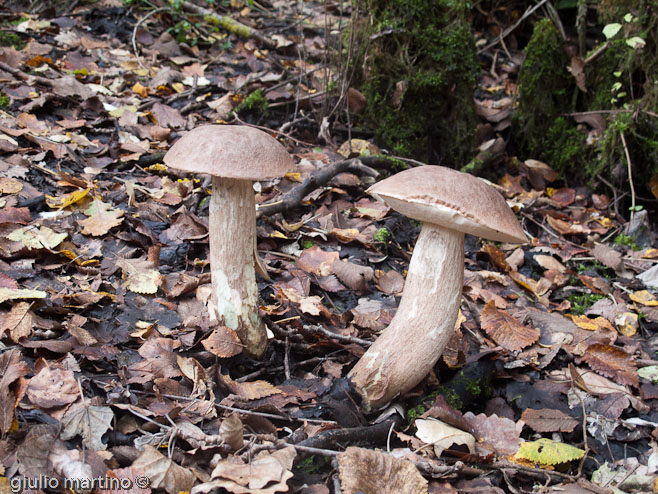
[348,165,526,411]
[164,125,295,358]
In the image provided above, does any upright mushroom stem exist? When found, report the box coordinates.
[209,176,266,358]
[348,223,465,411]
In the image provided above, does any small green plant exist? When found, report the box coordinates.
[301,240,314,250]
[374,227,392,244]
[567,293,606,315]
[234,89,269,115]
[613,233,640,251]
[295,455,330,475]
[0,31,24,50]
[0,94,10,111]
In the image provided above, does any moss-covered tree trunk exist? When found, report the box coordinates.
[351,0,478,166]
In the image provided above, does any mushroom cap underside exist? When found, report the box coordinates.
[367,165,527,244]
[164,125,295,180]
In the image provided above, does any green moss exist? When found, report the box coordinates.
[295,455,330,475]
[438,386,463,410]
[567,293,606,315]
[0,94,9,111]
[234,89,268,115]
[513,20,573,162]
[374,227,392,244]
[613,233,640,251]
[512,8,658,191]
[351,0,478,165]
[0,31,24,50]
[301,240,314,250]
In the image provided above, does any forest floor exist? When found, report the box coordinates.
[0,1,658,493]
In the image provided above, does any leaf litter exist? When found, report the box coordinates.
[0,1,656,493]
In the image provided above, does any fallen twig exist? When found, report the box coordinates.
[257,157,378,217]
[181,1,276,49]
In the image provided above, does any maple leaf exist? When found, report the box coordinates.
[80,199,124,236]
[480,301,540,351]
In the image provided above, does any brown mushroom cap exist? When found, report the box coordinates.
[367,166,526,243]
[164,125,295,180]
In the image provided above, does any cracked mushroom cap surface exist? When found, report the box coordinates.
[367,165,526,243]
[164,125,295,180]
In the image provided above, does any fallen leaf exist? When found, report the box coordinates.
[337,447,427,494]
[629,290,658,306]
[60,403,114,451]
[520,408,578,433]
[514,439,584,465]
[481,301,540,351]
[579,343,638,387]
[132,445,195,494]
[80,199,124,236]
[118,259,162,295]
[415,418,476,457]
[202,326,243,358]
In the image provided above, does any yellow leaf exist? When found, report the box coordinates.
[514,438,584,465]
[270,230,289,239]
[45,188,90,209]
[284,172,301,182]
[615,312,638,336]
[132,82,149,97]
[172,82,184,93]
[629,290,658,306]
[568,314,614,332]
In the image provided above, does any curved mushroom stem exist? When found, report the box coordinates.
[348,223,464,411]
[209,176,266,358]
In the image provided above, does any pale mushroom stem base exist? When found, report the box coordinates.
[209,176,266,358]
[348,224,465,411]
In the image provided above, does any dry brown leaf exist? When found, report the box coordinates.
[80,199,124,236]
[191,446,295,494]
[481,301,540,351]
[338,446,427,494]
[546,215,590,235]
[579,344,638,387]
[463,412,523,457]
[376,269,405,295]
[523,159,558,182]
[222,374,282,401]
[60,403,114,451]
[330,259,373,292]
[550,188,576,207]
[0,301,33,341]
[481,243,510,272]
[534,255,566,273]
[520,408,578,433]
[0,348,30,434]
[27,366,79,408]
[296,245,339,276]
[132,445,195,494]
[202,326,243,358]
[219,414,244,450]
[592,243,624,273]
